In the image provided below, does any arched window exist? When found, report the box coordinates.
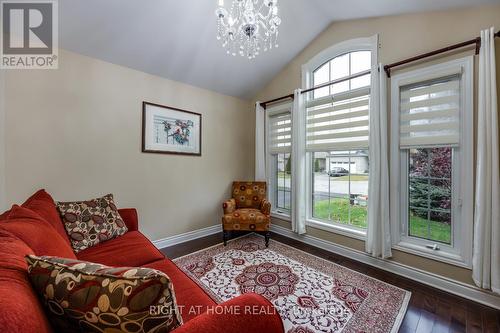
[312,50,371,99]
[302,36,377,236]
[302,36,377,94]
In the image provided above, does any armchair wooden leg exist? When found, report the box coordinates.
[265,232,270,247]
[223,230,229,246]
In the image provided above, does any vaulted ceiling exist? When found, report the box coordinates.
[59,0,498,99]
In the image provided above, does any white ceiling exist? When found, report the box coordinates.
[59,0,498,100]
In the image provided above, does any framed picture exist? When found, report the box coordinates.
[142,101,202,156]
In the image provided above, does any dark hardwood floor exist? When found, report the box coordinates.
[161,232,500,333]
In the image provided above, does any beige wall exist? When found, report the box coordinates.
[3,49,254,242]
[256,4,500,287]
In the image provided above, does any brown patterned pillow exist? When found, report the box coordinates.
[26,255,183,333]
[56,194,128,252]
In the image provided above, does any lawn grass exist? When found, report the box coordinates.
[313,199,451,243]
[277,171,291,179]
[409,214,451,244]
[313,198,367,228]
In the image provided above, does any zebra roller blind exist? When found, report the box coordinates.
[305,86,370,151]
[399,74,461,148]
[268,102,292,154]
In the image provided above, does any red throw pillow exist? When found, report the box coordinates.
[22,189,71,245]
[0,205,76,259]
[0,189,70,245]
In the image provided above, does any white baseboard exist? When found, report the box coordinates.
[152,224,222,249]
[271,224,500,310]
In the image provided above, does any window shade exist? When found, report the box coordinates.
[268,102,292,154]
[399,75,460,148]
[306,86,370,151]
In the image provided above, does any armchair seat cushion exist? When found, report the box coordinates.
[223,208,270,231]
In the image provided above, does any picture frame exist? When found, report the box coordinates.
[142,101,202,156]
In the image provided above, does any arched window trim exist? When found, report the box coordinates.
[301,35,379,92]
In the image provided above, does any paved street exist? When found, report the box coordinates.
[313,173,368,195]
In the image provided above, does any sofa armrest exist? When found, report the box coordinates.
[222,198,236,214]
[172,293,284,333]
[118,208,138,232]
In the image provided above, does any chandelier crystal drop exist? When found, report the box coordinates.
[215,0,281,59]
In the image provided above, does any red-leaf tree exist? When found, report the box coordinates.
[409,147,452,224]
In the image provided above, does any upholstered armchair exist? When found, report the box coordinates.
[222,181,271,247]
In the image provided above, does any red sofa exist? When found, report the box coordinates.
[0,190,284,333]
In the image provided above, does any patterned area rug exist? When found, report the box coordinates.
[174,234,410,333]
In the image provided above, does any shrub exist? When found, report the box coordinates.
[285,155,291,174]
[314,158,321,172]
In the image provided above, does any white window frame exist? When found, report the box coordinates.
[265,104,292,221]
[301,36,378,239]
[390,57,474,268]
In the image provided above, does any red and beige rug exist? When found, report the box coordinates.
[174,234,410,333]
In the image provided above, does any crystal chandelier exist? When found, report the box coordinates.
[215,0,281,59]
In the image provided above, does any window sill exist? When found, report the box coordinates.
[306,219,366,241]
[393,240,471,269]
[271,211,291,222]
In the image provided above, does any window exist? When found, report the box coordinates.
[312,151,368,229]
[302,36,377,237]
[266,102,293,218]
[390,57,473,267]
[275,153,291,213]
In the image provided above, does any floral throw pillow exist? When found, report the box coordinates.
[26,255,183,333]
[56,194,128,252]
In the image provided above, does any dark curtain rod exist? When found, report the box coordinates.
[384,37,481,77]
[260,31,500,108]
[385,30,499,77]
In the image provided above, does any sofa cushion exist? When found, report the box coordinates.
[26,255,183,333]
[0,190,70,245]
[0,205,76,259]
[144,259,216,322]
[0,230,53,333]
[77,231,164,267]
[56,194,128,253]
